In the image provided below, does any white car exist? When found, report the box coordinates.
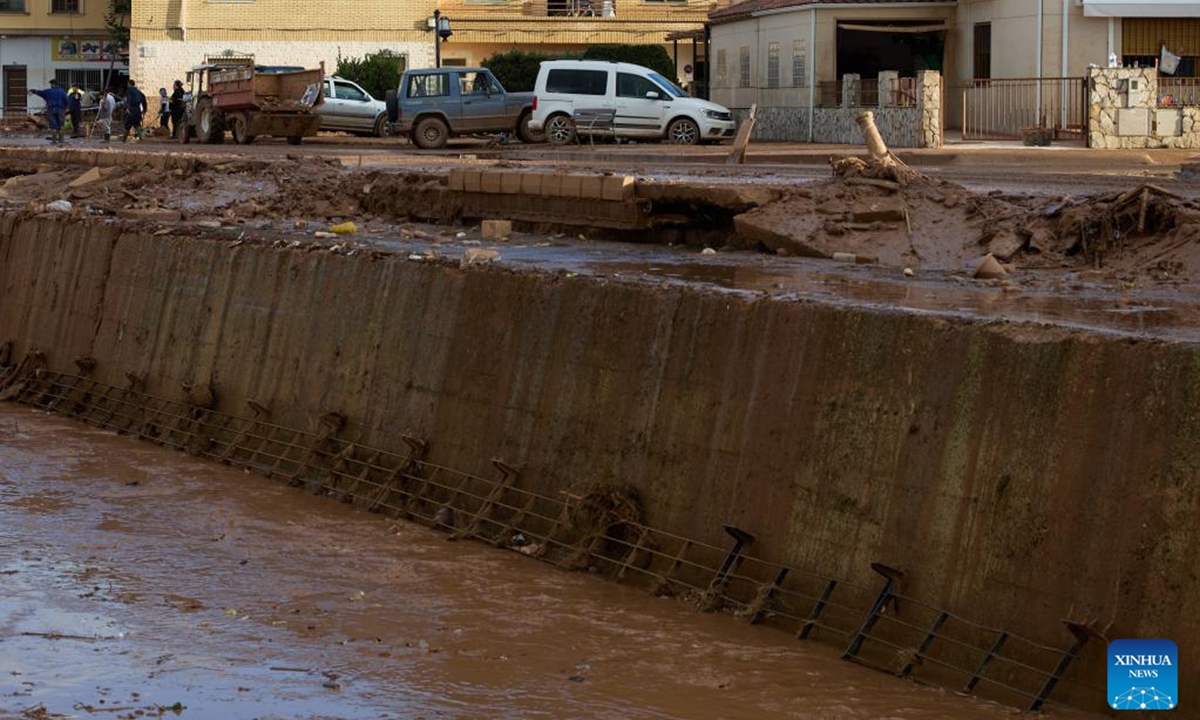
[529,59,737,145]
[317,76,390,137]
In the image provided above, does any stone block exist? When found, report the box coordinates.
[481,219,512,240]
[559,173,583,198]
[501,172,524,195]
[600,175,635,202]
[462,169,483,193]
[448,168,466,192]
[540,172,566,197]
[580,174,604,200]
[68,167,104,189]
[480,171,503,194]
[460,248,500,268]
[520,173,543,195]
[850,199,906,223]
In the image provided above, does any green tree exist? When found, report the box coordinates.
[334,50,405,99]
[105,0,131,49]
[482,49,561,92]
[582,45,677,81]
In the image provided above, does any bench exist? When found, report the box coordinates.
[572,107,616,144]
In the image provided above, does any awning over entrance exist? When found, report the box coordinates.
[1082,0,1200,17]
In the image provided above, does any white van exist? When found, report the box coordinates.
[528,60,737,145]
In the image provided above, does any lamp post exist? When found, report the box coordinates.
[432,10,453,68]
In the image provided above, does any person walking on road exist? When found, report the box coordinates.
[95,89,116,144]
[122,80,147,142]
[169,80,185,137]
[29,79,69,145]
[67,85,85,138]
[157,87,170,134]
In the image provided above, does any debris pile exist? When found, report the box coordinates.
[732,111,1200,280]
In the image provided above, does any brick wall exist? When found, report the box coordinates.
[131,40,433,100]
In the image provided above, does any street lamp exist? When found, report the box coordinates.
[432,10,453,68]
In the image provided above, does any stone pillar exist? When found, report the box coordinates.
[842,74,861,108]
[916,70,941,148]
[1088,67,1160,150]
[878,71,899,109]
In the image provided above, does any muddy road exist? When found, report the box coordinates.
[1,135,1194,197]
[0,405,1105,720]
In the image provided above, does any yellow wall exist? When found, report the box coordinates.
[0,0,110,35]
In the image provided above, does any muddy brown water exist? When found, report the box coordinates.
[0,406,1107,720]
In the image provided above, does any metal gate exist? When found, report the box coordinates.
[961,77,1087,141]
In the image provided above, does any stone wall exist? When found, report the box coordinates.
[731,71,940,148]
[1088,67,1200,150]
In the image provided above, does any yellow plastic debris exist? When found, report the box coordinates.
[330,221,358,235]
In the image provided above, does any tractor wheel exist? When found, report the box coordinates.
[196,98,225,144]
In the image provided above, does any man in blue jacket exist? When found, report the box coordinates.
[29,79,69,144]
[122,80,148,142]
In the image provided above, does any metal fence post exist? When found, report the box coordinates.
[1029,621,1100,712]
[700,525,754,611]
[843,562,905,660]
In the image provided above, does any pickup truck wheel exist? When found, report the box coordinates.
[413,116,449,149]
[196,98,225,144]
[374,114,393,138]
[517,112,544,144]
[545,114,575,145]
[667,117,700,146]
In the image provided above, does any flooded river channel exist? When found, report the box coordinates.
[0,405,1102,720]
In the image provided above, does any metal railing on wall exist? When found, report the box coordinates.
[0,355,1104,713]
[960,77,1086,141]
[1159,77,1200,107]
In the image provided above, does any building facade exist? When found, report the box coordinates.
[709,0,1200,138]
[0,0,127,116]
[130,0,726,100]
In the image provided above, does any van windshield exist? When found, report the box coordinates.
[648,72,686,98]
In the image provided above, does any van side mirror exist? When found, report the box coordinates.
[645,91,662,100]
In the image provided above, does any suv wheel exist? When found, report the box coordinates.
[413,116,449,149]
[667,117,700,146]
[545,114,576,145]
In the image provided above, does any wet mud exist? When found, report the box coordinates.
[0,405,1107,719]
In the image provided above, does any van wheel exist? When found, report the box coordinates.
[413,116,449,149]
[545,114,575,145]
[667,117,700,145]
[517,112,544,144]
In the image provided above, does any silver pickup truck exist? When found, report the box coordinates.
[385,67,542,149]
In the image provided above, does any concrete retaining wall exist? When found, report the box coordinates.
[3,215,1200,710]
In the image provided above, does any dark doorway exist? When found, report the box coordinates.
[835,21,945,78]
[3,66,28,116]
